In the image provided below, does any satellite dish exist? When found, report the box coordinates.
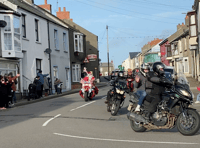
[0,20,7,27]
[44,48,52,54]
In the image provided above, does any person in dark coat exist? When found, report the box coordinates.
[0,75,7,110]
[33,76,42,99]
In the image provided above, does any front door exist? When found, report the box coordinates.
[66,68,69,90]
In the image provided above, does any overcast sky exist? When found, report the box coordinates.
[35,0,194,68]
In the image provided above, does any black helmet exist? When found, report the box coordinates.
[152,62,165,75]
[118,71,124,78]
[140,63,150,76]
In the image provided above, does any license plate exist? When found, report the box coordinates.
[127,104,132,111]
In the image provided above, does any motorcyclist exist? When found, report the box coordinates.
[105,71,125,104]
[146,62,173,115]
[134,63,151,112]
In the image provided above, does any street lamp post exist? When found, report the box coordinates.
[106,25,109,76]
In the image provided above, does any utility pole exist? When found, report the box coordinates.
[107,25,109,76]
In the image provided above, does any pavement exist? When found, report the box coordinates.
[11,82,108,108]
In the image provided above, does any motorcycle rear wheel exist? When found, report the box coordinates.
[111,100,120,116]
[84,92,89,102]
[130,120,146,132]
[177,109,200,136]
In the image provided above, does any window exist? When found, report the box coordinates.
[167,46,171,57]
[36,59,41,74]
[184,58,189,73]
[63,33,68,52]
[54,30,59,50]
[53,66,58,80]
[4,16,12,50]
[14,17,21,51]
[72,64,81,82]
[22,14,26,38]
[35,19,39,41]
[74,33,83,52]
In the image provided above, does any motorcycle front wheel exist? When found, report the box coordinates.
[130,119,146,132]
[111,100,120,116]
[177,109,200,136]
[84,92,89,102]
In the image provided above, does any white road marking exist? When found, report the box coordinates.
[70,101,96,112]
[54,133,199,145]
[42,114,61,127]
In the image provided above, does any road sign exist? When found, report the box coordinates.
[83,57,89,63]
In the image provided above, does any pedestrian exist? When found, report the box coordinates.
[43,76,49,96]
[4,73,12,108]
[0,75,7,110]
[8,72,20,104]
[33,76,42,98]
[54,78,61,94]
[37,70,49,98]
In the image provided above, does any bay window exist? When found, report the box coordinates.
[74,33,83,52]
[72,64,81,82]
[3,15,21,52]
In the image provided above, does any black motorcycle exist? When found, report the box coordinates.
[107,80,127,116]
[127,80,200,136]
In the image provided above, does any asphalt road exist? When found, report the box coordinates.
[0,86,200,148]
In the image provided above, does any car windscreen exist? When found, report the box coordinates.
[164,69,173,74]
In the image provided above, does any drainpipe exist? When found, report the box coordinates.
[47,21,52,94]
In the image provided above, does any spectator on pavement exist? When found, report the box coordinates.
[8,72,20,104]
[37,70,49,98]
[33,76,42,99]
[54,78,61,94]
[43,76,49,96]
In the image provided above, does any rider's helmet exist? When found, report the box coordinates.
[152,62,165,76]
[118,71,124,78]
[140,63,150,77]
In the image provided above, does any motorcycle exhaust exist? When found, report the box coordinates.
[127,112,147,123]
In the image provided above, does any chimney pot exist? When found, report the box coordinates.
[45,0,47,4]
[63,7,66,12]
[59,7,61,12]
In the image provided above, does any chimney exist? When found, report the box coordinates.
[38,0,52,13]
[177,23,181,30]
[25,0,34,4]
[56,7,72,21]
[185,15,189,26]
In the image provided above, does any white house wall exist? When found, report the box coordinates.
[18,8,49,90]
[49,22,71,91]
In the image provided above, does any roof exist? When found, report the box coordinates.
[0,2,13,10]
[7,0,68,29]
[129,52,140,59]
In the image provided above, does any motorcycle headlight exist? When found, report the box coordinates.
[116,88,120,94]
[120,90,124,95]
[180,89,190,97]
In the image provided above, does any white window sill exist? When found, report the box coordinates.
[64,51,68,53]
[36,41,41,44]
[55,49,60,51]
[22,38,29,41]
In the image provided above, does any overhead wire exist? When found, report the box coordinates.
[73,0,179,24]
[83,0,183,21]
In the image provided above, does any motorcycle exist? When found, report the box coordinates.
[79,76,98,102]
[107,80,127,116]
[126,77,134,93]
[127,80,200,136]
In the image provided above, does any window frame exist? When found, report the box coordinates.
[54,29,59,50]
[74,33,83,52]
[72,64,81,82]
[183,57,189,73]
[35,19,39,42]
[13,16,21,51]
[36,59,41,74]
[22,14,26,38]
[53,66,59,80]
